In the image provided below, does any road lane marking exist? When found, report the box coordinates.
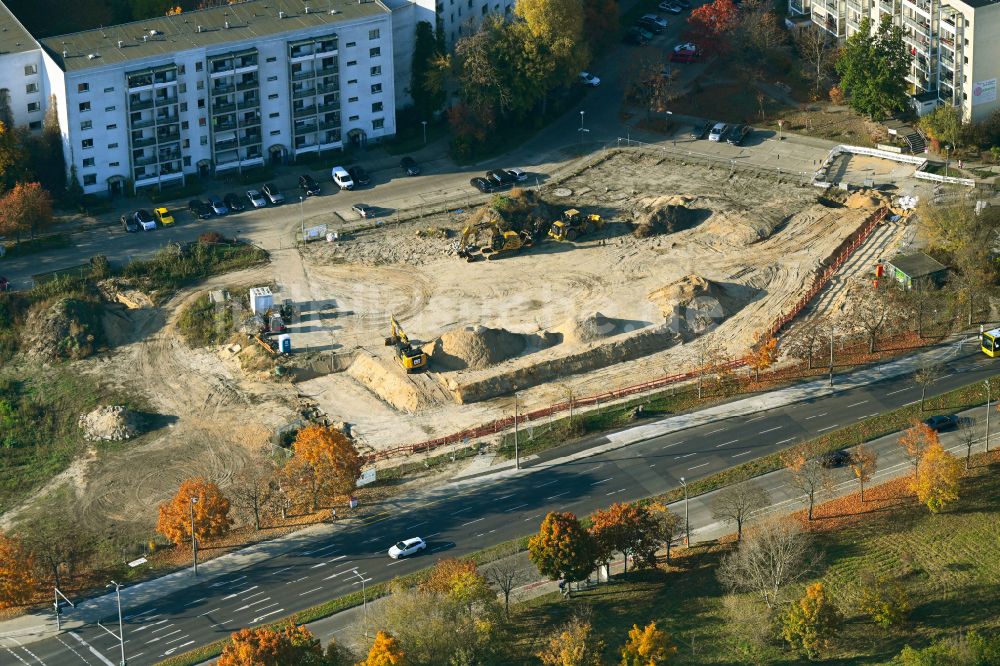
[545,491,569,500]
[582,464,604,473]
[302,543,339,557]
[461,517,487,526]
[504,503,529,512]
[146,629,182,644]
[197,607,221,617]
[222,585,259,600]
[858,413,878,420]
[705,428,724,435]
[285,576,308,585]
[816,424,839,432]
[649,463,656,468]
[716,439,738,448]
[425,532,441,538]
[450,507,473,515]
[746,415,767,422]
[133,619,168,633]
[803,413,827,420]
[524,513,544,522]
[660,441,680,449]
[5,648,30,665]
[267,566,294,576]
[150,623,176,634]
[938,373,954,380]
[605,488,627,496]
[210,575,246,588]
[238,591,267,603]
[362,536,380,543]
[674,453,696,459]
[688,462,710,470]
[776,437,795,445]
[299,587,323,596]
[162,641,195,656]
[124,608,158,620]
[164,635,190,645]
[56,636,90,663]
[181,597,206,608]
[350,577,374,585]
[251,609,285,624]
[732,450,753,458]
[495,494,515,500]
[386,559,405,566]
[846,400,868,408]
[758,426,782,434]
[590,477,614,485]
[537,479,558,487]
[235,597,273,611]
[886,387,910,395]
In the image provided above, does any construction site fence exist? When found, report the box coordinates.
[613,137,813,183]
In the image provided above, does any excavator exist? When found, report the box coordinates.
[480,226,533,260]
[548,208,604,242]
[384,315,428,373]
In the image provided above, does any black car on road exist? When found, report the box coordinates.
[188,199,213,219]
[223,193,245,212]
[348,165,372,187]
[820,450,853,469]
[689,120,714,139]
[470,177,498,193]
[299,174,322,196]
[400,156,421,176]
[924,414,959,432]
[486,169,516,187]
[121,215,140,232]
[726,124,753,146]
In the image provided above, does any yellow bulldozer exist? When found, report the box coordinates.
[384,315,427,373]
[481,226,533,259]
[548,209,604,242]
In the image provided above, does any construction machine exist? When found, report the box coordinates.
[456,224,482,262]
[548,208,604,242]
[480,227,533,260]
[384,315,428,373]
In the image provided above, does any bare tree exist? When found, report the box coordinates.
[795,26,837,93]
[482,544,531,618]
[851,281,897,354]
[781,441,832,520]
[711,479,770,540]
[914,361,943,412]
[850,444,878,502]
[230,456,277,530]
[717,518,817,609]
[649,502,682,564]
[14,508,94,590]
[957,416,978,470]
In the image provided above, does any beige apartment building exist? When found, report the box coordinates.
[790,0,1000,123]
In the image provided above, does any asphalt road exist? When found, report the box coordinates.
[9,345,994,666]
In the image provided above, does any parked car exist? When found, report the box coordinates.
[670,42,701,63]
[726,124,752,145]
[579,71,601,87]
[673,0,691,7]
[262,183,285,204]
[623,27,649,45]
[188,199,213,219]
[246,189,267,208]
[0,276,9,292]
[388,537,427,559]
[487,169,517,187]
[507,167,528,182]
[636,17,664,33]
[121,214,140,232]
[708,122,730,142]
[208,195,229,216]
[924,414,959,432]
[689,120,714,139]
[331,166,355,189]
[658,0,683,13]
[641,13,669,28]
[299,174,322,196]
[820,450,853,469]
[631,26,654,41]
[224,193,245,212]
[153,207,174,226]
[352,203,375,218]
[400,156,420,176]
[133,209,156,230]
[347,165,371,186]
[470,177,498,193]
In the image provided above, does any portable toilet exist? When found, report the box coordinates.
[249,287,273,314]
[276,334,292,354]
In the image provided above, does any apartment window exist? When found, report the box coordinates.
[370,83,382,94]
[269,93,279,100]
[182,139,190,148]
[266,56,277,63]
[24,64,37,76]
[195,62,203,71]
[104,86,114,93]
[369,29,380,39]
[200,136,208,145]
[347,60,357,66]
[348,96,359,102]
[83,174,96,186]
[199,117,206,126]
[106,123,117,130]
[27,102,40,113]
[180,102,188,112]
[269,112,279,118]
[81,138,93,149]
[196,98,206,109]
[370,65,381,76]
[28,120,41,130]
[109,161,119,167]
[181,121,189,130]
[82,157,95,167]
[105,105,116,112]
[177,64,185,75]
[349,114,359,121]
[372,101,383,112]
[183,156,192,167]
[79,101,91,112]
[482,4,488,13]
[196,80,204,90]
[78,82,89,93]
[369,47,381,58]
[372,118,384,130]
[270,129,281,136]
[347,79,357,85]
[108,143,118,149]
[178,83,187,94]
[267,75,278,82]
[346,41,356,47]
[26,83,38,94]
[80,119,92,130]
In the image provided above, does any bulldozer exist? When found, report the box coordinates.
[384,315,427,373]
[480,226,533,260]
[548,209,604,242]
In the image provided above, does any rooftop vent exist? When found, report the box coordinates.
[304,5,311,12]
[278,10,286,18]
[62,49,67,57]
[148,29,161,36]
[117,40,124,48]
[197,25,203,32]
[224,21,230,28]
[87,53,99,59]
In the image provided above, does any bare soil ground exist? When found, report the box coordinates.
[296,149,880,451]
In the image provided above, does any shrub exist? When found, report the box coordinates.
[177,294,234,347]
[198,231,225,244]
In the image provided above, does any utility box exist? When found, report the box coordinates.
[277,334,292,354]
[249,287,273,314]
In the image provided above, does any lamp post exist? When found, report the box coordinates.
[986,379,992,453]
[778,118,784,142]
[829,324,835,387]
[107,581,127,666]
[513,390,520,470]
[421,120,428,145]
[680,476,690,546]
[299,196,305,241]
[190,496,199,576]
[351,569,369,638]
[578,110,588,144]
[945,144,952,177]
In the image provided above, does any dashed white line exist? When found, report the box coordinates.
[816,424,839,432]
[537,479,558,487]
[146,629,182,644]
[495,494,515,501]
[732,450,753,458]
[302,543,339,557]
[716,439,739,448]
[251,608,285,624]
[674,452,696,459]
[504,503,529,512]
[857,413,878,421]
[386,559,405,566]
[775,437,795,445]
[210,575,247,588]
[886,387,910,396]
[285,576,308,585]
[461,517,487,526]
[235,597,272,611]
[425,532,441,538]
[299,587,323,596]
[197,607,221,617]
[590,477,614,485]
[450,507,473,515]
[162,640,195,656]
[164,635,191,645]
[524,513,544,522]
[846,400,868,408]
[605,488,627,496]
[803,412,827,420]
[132,619,168,633]
[267,566,294,576]
[758,426,782,434]
[660,441,680,449]
[124,608,158,620]
[688,462,710,470]
[705,428,724,435]
[746,414,768,422]
[222,585,258,600]
[150,623,177,634]
[545,491,569,500]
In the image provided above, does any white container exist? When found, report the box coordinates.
[249,287,273,314]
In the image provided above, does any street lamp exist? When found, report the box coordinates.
[777,119,784,142]
[107,581,127,666]
[299,196,305,241]
[578,111,588,144]
[945,144,952,177]
[421,120,428,145]
[513,390,520,470]
[680,476,690,546]
[985,379,992,452]
[190,496,199,576]
[350,569,369,638]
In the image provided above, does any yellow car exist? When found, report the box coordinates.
[153,207,175,225]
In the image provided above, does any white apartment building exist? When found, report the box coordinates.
[0,3,46,131]
[0,0,396,195]
[791,0,1000,123]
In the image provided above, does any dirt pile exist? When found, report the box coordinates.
[427,325,528,371]
[464,188,553,239]
[845,189,890,210]
[21,298,103,361]
[346,353,430,412]
[554,312,636,345]
[701,210,781,246]
[632,195,699,237]
[78,405,138,441]
[648,275,737,335]
[96,279,155,309]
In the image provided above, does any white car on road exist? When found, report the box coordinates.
[331,166,355,190]
[388,537,427,559]
[579,71,601,87]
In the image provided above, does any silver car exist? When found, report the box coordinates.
[246,189,267,208]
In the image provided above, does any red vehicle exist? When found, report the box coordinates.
[669,42,701,63]
[0,276,9,292]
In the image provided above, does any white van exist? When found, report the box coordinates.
[331,166,355,190]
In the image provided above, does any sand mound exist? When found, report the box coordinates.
[648,275,738,336]
[701,210,776,245]
[78,405,138,441]
[427,325,528,371]
[632,195,699,237]
[554,312,636,345]
[845,190,889,210]
[21,298,103,361]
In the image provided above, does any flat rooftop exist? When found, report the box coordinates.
[0,1,37,55]
[39,0,388,72]
[887,252,948,278]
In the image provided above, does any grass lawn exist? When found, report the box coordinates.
[503,458,1000,664]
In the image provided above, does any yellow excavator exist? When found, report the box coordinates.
[480,226,533,260]
[384,315,427,373]
[548,208,604,242]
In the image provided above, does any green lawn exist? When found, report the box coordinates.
[503,462,1000,664]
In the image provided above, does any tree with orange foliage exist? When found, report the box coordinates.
[621,621,677,666]
[912,441,962,513]
[0,181,53,242]
[218,624,327,666]
[156,477,232,546]
[685,0,740,55]
[529,512,597,591]
[278,455,319,513]
[781,441,831,521]
[0,531,36,609]
[898,421,939,479]
[748,334,779,381]
[589,502,660,574]
[362,631,407,666]
[293,425,362,507]
[850,444,878,502]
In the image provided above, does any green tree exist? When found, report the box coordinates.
[529,512,597,589]
[0,121,29,193]
[895,631,1000,665]
[858,574,910,628]
[836,16,910,120]
[919,104,963,150]
[410,21,445,119]
[782,582,842,659]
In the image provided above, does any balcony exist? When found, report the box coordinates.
[153,96,178,107]
[940,17,957,33]
[213,102,237,115]
[239,115,261,128]
[316,41,338,55]
[215,139,238,151]
[129,118,155,129]
[127,76,153,90]
[131,136,156,148]
[214,121,237,132]
[210,61,233,74]
[292,69,316,81]
[158,152,181,163]
[155,114,179,125]
[902,15,931,36]
[317,64,339,76]
[129,98,154,111]
[293,105,317,118]
[319,119,341,131]
[878,0,893,12]
[156,131,180,143]
[317,82,339,95]
[293,87,317,100]
[212,83,235,96]
[236,78,259,91]
[240,131,262,144]
[293,123,318,135]
[846,0,862,12]
[939,35,955,51]
[903,31,931,51]
[133,154,157,167]
[237,97,259,110]
[901,0,930,16]
[318,101,340,113]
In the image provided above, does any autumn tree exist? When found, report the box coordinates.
[795,26,838,94]
[582,0,619,50]
[230,455,277,530]
[784,316,834,370]
[537,614,604,666]
[957,416,977,471]
[0,181,54,243]
[529,512,597,590]
[362,631,407,666]
[589,502,660,574]
[482,543,530,617]
[850,444,878,502]
[711,478,769,540]
[0,121,29,193]
[15,507,95,589]
[686,0,740,55]
[0,531,36,608]
[781,442,831,521]
[156,477,232,546]
[278,455,319,513]
[718,518,816,609]
[648,502,681,563]
[852,278,898,354]
[898,421,939,479]
[218,624,332,666]
[914,361,943,412]
[857,573,910,628]
[292,425,362,508]
[748,334,778,381]
[621,621,677,666]
[782,582,842,659]
[912,441,962,513]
